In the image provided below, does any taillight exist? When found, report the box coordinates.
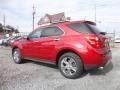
[84,34,103,48]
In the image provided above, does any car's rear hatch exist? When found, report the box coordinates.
[67,21,110,53]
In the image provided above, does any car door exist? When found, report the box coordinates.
[22,26,64,62]
[21,29,42,58]
[35,26,64,61]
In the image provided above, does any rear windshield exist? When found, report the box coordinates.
[87,24,101,34]
[67,23,101,34]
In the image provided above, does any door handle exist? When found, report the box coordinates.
[54,38,60,41]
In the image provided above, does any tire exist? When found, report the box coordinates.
[58,52,83,79]
[12,48,23,64]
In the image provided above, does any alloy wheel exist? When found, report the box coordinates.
[61,57,77,76]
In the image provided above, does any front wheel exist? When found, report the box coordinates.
[58,52,83,79]
[12,48,23,64]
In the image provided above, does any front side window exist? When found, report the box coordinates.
[41,26,63,37]
[29,29,42,39]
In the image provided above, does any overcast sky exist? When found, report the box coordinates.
[0,0,120,33]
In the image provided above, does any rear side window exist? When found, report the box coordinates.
[67,23,101,34]
[41,26,63,37]
[67,23,93,34]
[87,24,101,34]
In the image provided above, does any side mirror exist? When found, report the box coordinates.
[23,36,29,40]
[27,36,30,40]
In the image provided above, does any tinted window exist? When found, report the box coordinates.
[67,23,93,34]
[67,23,102,34]
[87,24,101,34]
[41,27,63,37]
[29,29,42,39]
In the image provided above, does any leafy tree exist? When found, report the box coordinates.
[14,29,19,33]
[0,23,3,32]
[0,23,2,28]
[0,23,19,33]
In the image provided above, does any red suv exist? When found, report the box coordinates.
[11,20,112,79]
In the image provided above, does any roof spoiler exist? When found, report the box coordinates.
[84,21,96,25]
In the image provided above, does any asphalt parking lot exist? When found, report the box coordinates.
[0,44,120,90]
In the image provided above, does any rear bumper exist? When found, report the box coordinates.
[84,51,112,70]
[84,60,111,70]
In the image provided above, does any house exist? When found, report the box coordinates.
[38,12,70,26]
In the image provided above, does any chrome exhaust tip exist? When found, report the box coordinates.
[98,67,104,70]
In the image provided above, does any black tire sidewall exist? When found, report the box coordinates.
[58,52,83,79]
[12,48,23,64]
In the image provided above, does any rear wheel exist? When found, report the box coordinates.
[12,48,23,64]
[58,52,83,79]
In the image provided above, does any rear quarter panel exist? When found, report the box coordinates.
[55,35,89,63]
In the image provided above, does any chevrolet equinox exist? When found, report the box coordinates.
[11,20,112,79]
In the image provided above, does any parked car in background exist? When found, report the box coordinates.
[0,39,3,45]
[2,36,13,46]
[0,36,7,45]
[114,37,120,43]
[2,36,21,46]
[11,20,112,79]
[9,36,23,46]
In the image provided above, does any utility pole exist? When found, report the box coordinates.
[113,30,116,47]
[94,4,96,22]
[3,15,6,34]
[32,4,35,31]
